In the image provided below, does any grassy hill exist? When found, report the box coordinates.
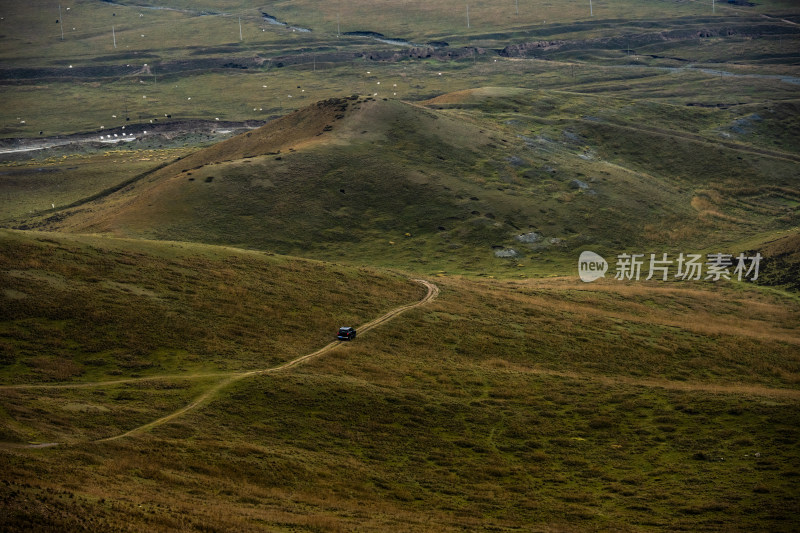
[1,0,799,530]
[1,230,798,531]
[0,229,422,389]
[16,90,797,277]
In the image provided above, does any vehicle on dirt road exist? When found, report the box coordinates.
[337,327,356,341]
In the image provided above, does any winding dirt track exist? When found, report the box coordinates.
[3,276,798,448]
[97,279,439,442]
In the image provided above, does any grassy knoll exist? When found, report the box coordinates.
[0,229,422,387]
[19,91,797,277]
[1,273,797,531]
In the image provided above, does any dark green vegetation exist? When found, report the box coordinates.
[1,231,799,531]
[0,229,421,387]
[1,0,799,531]
[14,90,800,278]
[0,148,193,219]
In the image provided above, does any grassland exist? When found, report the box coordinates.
[12,90,796,279]
[0,229,423,384]
[1,0,798,136]
[0,0,799,530]
[1,231,798,530]
[2,43,798,137]
[0,0,744,68]
[0,148,196,218]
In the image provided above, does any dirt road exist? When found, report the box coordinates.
[4,277,796,449]
[0,279,437,448]
[98,279,438,442]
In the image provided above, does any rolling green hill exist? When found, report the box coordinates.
[1,0,799,530]
[19,89,798,277]
[0,229,422,389]
[1,229,798,531]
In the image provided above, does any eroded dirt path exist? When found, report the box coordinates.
[3,277,797,449]
[98,279,438,442]
[1,280,437,448]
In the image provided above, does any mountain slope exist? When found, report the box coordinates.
[29,90,799,274]
[0,229,422,391]
[2,228,799,531]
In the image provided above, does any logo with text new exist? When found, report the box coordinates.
[579,251,608,283]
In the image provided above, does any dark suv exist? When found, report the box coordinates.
[337,327,357,341]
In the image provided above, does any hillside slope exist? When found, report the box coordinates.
[0,229,421,391]
[27,90,799,274]
[1,228,798,531]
